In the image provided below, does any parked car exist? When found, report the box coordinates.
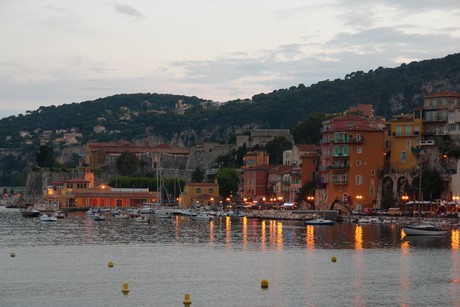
[361,208,374,215]
[376,209,387,215]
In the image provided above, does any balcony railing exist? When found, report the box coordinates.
[331,136,364,144]
[332,153,349,157]
[330,164,349,170]
[331,179,348,185]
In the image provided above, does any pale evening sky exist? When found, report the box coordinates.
[1,0,459,118]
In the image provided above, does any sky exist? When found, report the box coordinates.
[1,0,460,119]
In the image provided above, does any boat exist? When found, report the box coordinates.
[305,218,335,225]
[138,206,155,214]
[20,208,40,217]
[92,213,105,221]
[401,146,448,237]
[357,217,382,224]
[113,213,130,219]
[133,216,149,223]
[155,210,173,219]
[402,223,448,236]
[191,213,214,221]
[40,214,57,222]
[54,211,66,219]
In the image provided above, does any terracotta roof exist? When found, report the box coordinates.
[424,91,460,98]
[272,165,294,175]
[301,152,319,158]
[295,144,317,152]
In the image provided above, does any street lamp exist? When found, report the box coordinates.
[356,195,363,211]
[453,195,459,213]
[307,196,314,210]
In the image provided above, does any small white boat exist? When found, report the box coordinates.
[40,214,57,222]
[138,206,155,214]
[191,214,214,221]
[92,213,105,221]
[305,218,335,225]
[113,213,130,219]
[54,211,66,219]
[357,217,382,224]
[155,210,173,219]
[133,216,149,223]
[402,223,448,236]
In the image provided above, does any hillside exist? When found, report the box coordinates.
[2,53,459,150]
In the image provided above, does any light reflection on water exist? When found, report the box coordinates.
[1,207,460,306]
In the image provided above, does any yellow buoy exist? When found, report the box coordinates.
[331,256,337,262]
[122,282,129,294]
[261,279,269,289]
[10,252,16,258]
[108,261,114,268]
[183,292,192,306]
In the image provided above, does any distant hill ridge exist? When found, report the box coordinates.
[1,52,459,148]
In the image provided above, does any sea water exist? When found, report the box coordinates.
[1,207,459,306]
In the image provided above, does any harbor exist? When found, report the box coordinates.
[2,206,460,306]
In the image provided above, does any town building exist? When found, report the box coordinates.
[43,169,157,209]
[318,114,385,210]
[179,182,220,208]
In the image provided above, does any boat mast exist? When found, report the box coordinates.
[418,136,423,221]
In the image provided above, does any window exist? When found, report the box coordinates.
[406,140,411,150]
[356,160,361,166]
[400,151,407,162]
[343,132,348,142]
[355,175,363,185]
[357,146,362,154]
[196,188,202,193]
[371,169,376,176]
[414,125,419,135]
[405,125,411,136]
[334,132,340,142]
[369,186,375,197]
[208,188,214,193]
[348,122,354,128]
[370,179,375,185]
[396,125,402,136]
[333,146,340,156]
[342,145,349,156]
[385,140,391,148]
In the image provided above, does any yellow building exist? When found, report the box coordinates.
[388,114,422,171]
[179,182,220,208]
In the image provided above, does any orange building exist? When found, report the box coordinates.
[318,114,384,209]
[44,170,156,209]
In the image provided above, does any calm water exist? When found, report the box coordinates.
[1,207,460,307]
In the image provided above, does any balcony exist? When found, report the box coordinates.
[329,164,349,170]
[331,179,348,185]
[330,136,364,144]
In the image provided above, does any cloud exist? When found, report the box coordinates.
[114,4,144,20]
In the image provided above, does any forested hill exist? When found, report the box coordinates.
[1,53,459,148]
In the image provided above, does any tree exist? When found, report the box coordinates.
[215,168,240,198]
[116,151,139,176]
[292,112,328,144]
[191,167,205,183]
[36,145,56,167]
[265,136,292,165]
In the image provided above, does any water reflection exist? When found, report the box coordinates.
[354,225,363,250]
[2,209,460,251]
[452,229,459,250]
[306,225,314,249]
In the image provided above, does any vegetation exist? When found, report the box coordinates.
[215,168,240,199]
[116,152,139,176]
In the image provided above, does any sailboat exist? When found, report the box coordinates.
[402,144,448,236]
